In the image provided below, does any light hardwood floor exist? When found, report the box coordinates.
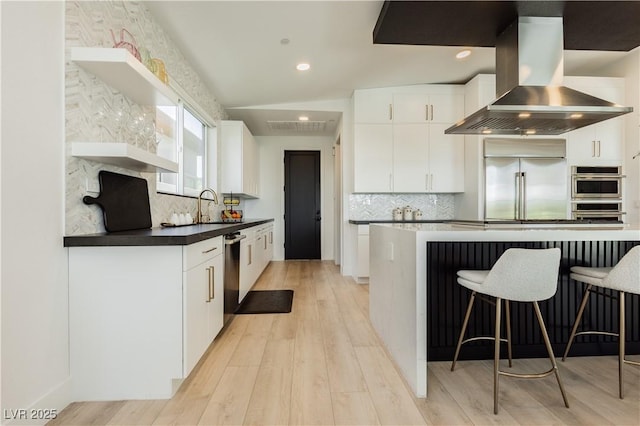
[51,260,640,425]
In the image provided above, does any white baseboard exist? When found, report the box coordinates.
[3,378,72,425]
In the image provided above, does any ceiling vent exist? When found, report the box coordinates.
[267,120,327,132]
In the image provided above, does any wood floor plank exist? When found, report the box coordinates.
[289,316,335,425]
[354,346,426,425]
[243,340,295,425]
[198,366,260,425]
[414,365,473,425]
[318,299,368,393]
[107,400,167,425]
[331,392,381,426]
[48,401,125,425]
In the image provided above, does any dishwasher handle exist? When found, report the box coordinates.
[224,234,247,245]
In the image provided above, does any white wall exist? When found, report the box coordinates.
[1,2,71,423]
[246,136,335,261]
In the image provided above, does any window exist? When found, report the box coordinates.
[156,102,212,196]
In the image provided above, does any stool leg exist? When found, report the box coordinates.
[505,300,513,368]
[494,297,502,415]
[451,291,476,371]
[619,291,625,399]
[563,284,593,361]
[533,301,570,408]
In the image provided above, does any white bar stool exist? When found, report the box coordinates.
[562,245,640,399]
[450,248,569,414]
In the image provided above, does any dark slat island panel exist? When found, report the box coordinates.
[426,240,640,361]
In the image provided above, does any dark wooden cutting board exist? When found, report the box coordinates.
[83,171,152,232]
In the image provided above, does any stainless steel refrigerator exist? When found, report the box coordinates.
[484,138,568,220]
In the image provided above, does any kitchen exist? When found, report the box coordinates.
[2,1,640,425]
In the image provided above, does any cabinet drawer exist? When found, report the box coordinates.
[183,236,223,271]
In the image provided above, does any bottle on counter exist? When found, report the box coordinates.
[413,209,423,220]
[403,205,413,221]
[392,207,403,221]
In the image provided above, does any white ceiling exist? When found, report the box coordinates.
[146,1,629,136]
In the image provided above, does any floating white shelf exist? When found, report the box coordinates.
[72,142,179,173]
[71,47,179,106]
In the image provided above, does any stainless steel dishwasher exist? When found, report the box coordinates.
[223,232,246,325]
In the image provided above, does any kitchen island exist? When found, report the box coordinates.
[369,222,640,397]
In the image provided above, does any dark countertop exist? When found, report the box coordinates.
[349,219,447,225]
[64,218,274,247]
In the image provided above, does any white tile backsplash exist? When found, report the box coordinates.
[349,193,454,221]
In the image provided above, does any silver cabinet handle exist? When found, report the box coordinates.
[514,172,520,220]
[521,172,527,220]
[264,237,267,250]
[389,104,393,121]
[430,104,434,121]
[597,140,601,157]
[202,246,218,254]
[248,244,252,265]
[430,174,434,191]
[592,140,596,157]
[425,105,429,121]
[269,231,273,244]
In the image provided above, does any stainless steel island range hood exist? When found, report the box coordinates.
[446,17,632,135]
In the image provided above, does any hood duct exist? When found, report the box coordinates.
[446,16,632,135]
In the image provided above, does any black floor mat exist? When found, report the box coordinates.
[235,290,294,314]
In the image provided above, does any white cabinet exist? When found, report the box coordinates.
[220,120,259,198]
[353,85,464,193]
[392,91,463,124]
[356,225,370,282]
[68,237,225,401]
[239,227,256,303]
[183,237,224,376]
[238,223,274,303]
[354,124,394,192]
[354,89,393,123]
[392,123,464,193]
[564,77,626,165]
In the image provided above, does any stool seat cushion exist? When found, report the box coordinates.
[457,270,490,284]
[570,272,606,286]
[570,266,612,279]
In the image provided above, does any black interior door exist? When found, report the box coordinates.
[284,150,321,259]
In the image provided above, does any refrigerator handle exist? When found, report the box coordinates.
[521,172,527,220]
[514,172,520,220]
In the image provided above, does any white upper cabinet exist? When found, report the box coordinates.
[354,124,394,192]
[392,91,464,124]
[354,89,394,123]
[353,85,464,193]
[564,77,626,165]
[220,120,259,198]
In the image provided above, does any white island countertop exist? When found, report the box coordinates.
[368,222,640,398]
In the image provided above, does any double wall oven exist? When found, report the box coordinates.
[571,166,625,222]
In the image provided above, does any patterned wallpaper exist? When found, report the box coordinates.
[349,193,455,221]
[65,1,226,235]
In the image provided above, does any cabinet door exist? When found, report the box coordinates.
[239,237,254,303]
[567,118,623,164]
[393,93,429,123]
[183,263,211,376]
[208,254,224,342]
[354,124,393,192]
[354,89,393,123]
[428,123,465,192]
[392,124,429,192]
[595,117,623,162]
[429,92,464,123]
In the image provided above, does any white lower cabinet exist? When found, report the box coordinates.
[356,225,370,282]
[183,237,224,376]
[238,223,274,304]
[68,237,224,401]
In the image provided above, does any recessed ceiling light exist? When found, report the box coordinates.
[482,129,492,134]
[518,112,531,118]
[298,116,309,121]
[456,49,471,59]
[525,130,536,135]
[296,63,310,71]
[570,113,583,119]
